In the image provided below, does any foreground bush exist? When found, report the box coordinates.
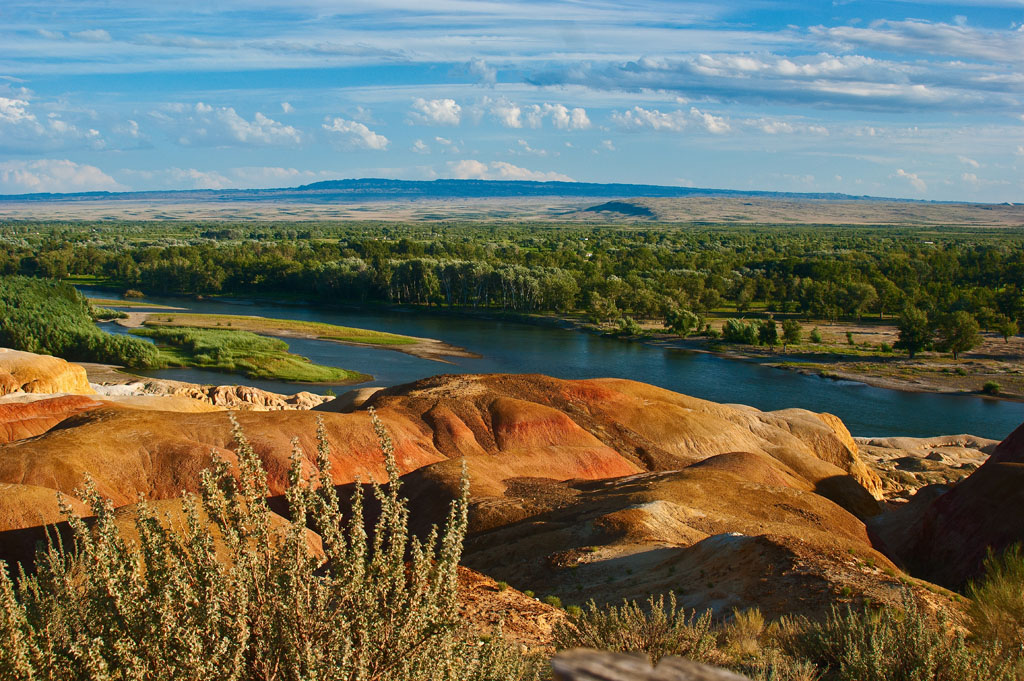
[555,591,1021,681]
[0,412,537,681]
[968,543,1024,652]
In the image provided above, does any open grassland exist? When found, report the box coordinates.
[131,326,369,383]
[140,312,418,346]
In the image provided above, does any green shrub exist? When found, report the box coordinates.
[553,593,716,664]
[809,327,823,343]
[0,411,537,681]
[616,316,643,336]
[543,595,563,609]
[982,381,1001,395]
[722,319,759,345]
[967,543,1024,651]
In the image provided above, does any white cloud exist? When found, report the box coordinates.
[745,117,829,135]
[281,101,294,113]
[545,103,591,130]
[70,29,112,42]
[514,139,547,156]
[957,155,980,168]
[411,139,430,154]
[612,106,688,132]
[813,19,1024,64]
[115,119,141,138]
[689,107,730,134]
[0,159,124,194]
[487,97,522,128]
[0,96,106,151]
[1017,145,1024,156]
[521,103,590,130]
[410,97,461,125]
[962,172,979,185]
[447,159,573,181]
[894,168,927,192]
[323,117,389,150]
[0,97,35,125]
[433,136,461,153]
[468,58,497,86]
[158,103,301,146]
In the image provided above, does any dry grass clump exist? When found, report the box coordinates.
[0,410,539,681]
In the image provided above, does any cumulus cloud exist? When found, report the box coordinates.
[612,105,729,134]
[957,155,980,168]
[545,103,590,130]
[745,117,829,135]
[411,139,430,154]
[0,159,123,194]
[410,98,461,125]
[486,97,522,128]
[612,106,688,131]
[323,117,389,150]
[155,103,301,146]
[689,107,730,134]
[520,103,590,130]
[893,168,927,192]
[468,58,497,85]
[0,95,107,151]
[281,101,293,113]
[447,159,573,182]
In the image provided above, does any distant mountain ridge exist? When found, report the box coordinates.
[0,177,914,203]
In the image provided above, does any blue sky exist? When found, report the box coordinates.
[1,1,1022,201]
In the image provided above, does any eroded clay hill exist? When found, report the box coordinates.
[0,371,939,618]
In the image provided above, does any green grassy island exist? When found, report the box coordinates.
[130,326,370,384]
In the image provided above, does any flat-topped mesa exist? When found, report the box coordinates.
[0,348,95,396]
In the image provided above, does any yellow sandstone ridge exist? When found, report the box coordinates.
[0,348,96,396]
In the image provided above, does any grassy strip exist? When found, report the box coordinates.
[131,326,370,384]
[87,297,180,310]
[141,312,419,346]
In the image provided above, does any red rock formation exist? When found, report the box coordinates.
[902,420,1024,587]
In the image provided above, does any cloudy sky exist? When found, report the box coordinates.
[1,1,1022,201]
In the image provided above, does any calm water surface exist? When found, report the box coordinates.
[84,287,1024,440]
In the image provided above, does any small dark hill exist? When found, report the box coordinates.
[582,200,656,218]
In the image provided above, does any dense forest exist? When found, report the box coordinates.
[3,221,1024,333]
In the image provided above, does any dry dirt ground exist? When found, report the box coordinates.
[2,195,1023,226]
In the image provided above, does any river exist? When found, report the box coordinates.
[82,287,1024,440]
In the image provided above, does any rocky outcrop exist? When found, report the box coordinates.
[93,378,329,411]
[0,349,95,396]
